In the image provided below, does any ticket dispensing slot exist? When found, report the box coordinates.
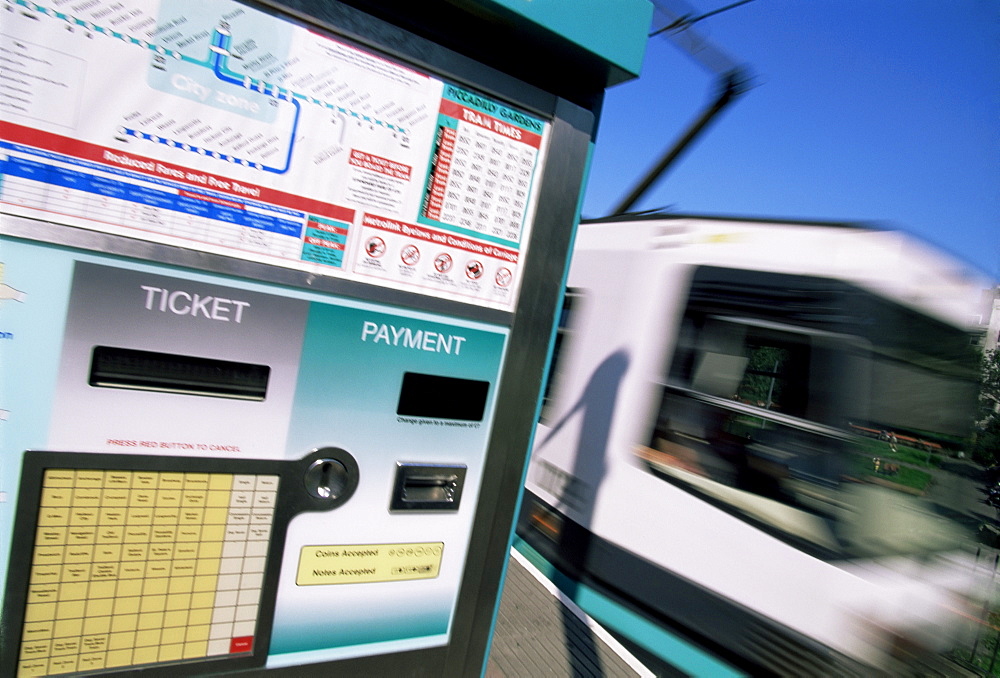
[391,464,467,512]
[89,346,270,401]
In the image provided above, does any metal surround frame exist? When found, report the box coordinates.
[0,0,602,675]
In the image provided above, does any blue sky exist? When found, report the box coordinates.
[582,0,999,280]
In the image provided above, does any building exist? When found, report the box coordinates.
[977,286,1000,352]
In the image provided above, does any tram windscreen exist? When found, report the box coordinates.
[638,266,979,559]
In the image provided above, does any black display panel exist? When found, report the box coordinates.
[396,373,490,421]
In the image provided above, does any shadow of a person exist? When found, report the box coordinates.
[536,349,630,677]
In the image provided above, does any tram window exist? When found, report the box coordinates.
[540,288,584,423]
[734,340,809,419]
[673,320,811,419]
[737,345,790,409]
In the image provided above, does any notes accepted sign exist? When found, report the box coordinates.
[296,543,444,585]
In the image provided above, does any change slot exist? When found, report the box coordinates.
[89,346,270,400]
[391,463,467,511]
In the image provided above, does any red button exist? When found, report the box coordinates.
[230,636,254,654]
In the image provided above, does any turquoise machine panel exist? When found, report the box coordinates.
[0,238,508,673]
[485,0,653,84]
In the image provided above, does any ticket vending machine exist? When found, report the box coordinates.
[0,0,651,675]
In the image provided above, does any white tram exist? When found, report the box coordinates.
[518,213,990,674]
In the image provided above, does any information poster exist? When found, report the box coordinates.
[0,0,550,310]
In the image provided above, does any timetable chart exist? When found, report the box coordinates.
[424,126,535,243]
[16,468,278,677]
[420,88,545,247]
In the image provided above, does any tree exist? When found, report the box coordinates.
[972,348,1000,465]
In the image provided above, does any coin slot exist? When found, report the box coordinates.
[298,448,359,511]
[305,458,349,501]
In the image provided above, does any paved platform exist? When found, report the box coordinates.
[486,547,984,678]
[486,549,654,678]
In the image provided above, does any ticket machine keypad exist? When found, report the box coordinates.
[15,467,278,677]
